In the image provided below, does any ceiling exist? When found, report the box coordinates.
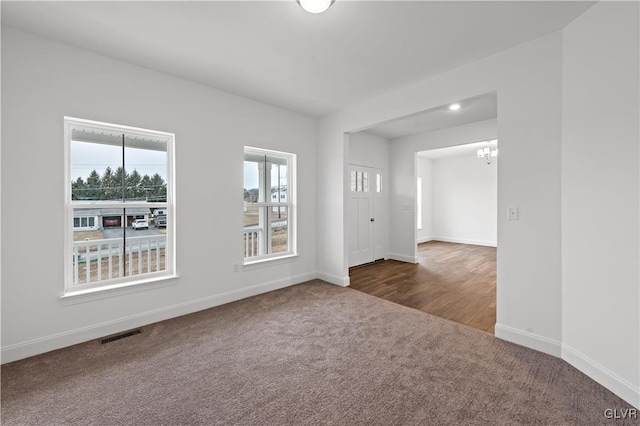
[1,1,594,118]
[364,91,497,140]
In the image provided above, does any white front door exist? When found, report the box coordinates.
[349,165,384,267]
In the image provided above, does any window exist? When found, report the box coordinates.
[64,117,176,295]
[350,170,369,192]
[73,215,97,230]
[243,147,296,263]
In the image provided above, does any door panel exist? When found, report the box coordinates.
[348,198,359,257]
[349,165,384,267]
[358,197,370,253]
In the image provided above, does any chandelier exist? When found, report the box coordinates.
[477,140,498,165]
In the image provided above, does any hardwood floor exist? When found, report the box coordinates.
[349,241,496,334]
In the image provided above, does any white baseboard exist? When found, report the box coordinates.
[417,236,433,244]
[316,271,350,287]
[494,324,562,357]
[1,272,316,364]
[387,252,418,264]
[562,344,640,409]
[495,324,639,409]
[430,237,497,247]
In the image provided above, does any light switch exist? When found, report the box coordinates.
[508,207,519,221]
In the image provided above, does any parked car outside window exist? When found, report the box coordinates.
[132,219,149,230]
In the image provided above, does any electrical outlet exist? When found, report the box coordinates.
[508,207,519,221]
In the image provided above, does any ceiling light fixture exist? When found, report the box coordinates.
[297,0,335,14]
[477,140,498,165]
[449,103,461,111]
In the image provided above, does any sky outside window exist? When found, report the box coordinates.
[243,161,287,191]
[71,141,167,181]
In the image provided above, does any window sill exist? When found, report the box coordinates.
[59,274,179,305]
[241,253,298,271]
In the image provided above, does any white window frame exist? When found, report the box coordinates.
[63,117,177,297]
[243,146,296,264]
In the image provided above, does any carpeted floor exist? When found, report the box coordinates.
[1,280,636,425]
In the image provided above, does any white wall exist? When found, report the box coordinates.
[430,154,497,246]
[391,120,497,260]
[416,156,433,242]
[319,29,564,354]
[348,131,390,171]
[561,2,640,407]
[416,136,498,247]
[317,3,639,407]
[1,27,317,362]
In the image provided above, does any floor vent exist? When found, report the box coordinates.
[101,329,142,344]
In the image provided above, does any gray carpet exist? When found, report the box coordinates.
[1,280,636,425]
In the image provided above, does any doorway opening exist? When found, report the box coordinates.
[415,140,497,332]
[347,92,498,334]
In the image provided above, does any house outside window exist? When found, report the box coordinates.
[73,211,99,230]
[64,117,176,296]
[243,147,296,263]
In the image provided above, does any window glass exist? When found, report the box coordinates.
[124,139,167,203]
[71,138,121,202]
[243,147,295,262]
[270,206,289,254]
[243,160,261,203]
[66,118,175,294]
